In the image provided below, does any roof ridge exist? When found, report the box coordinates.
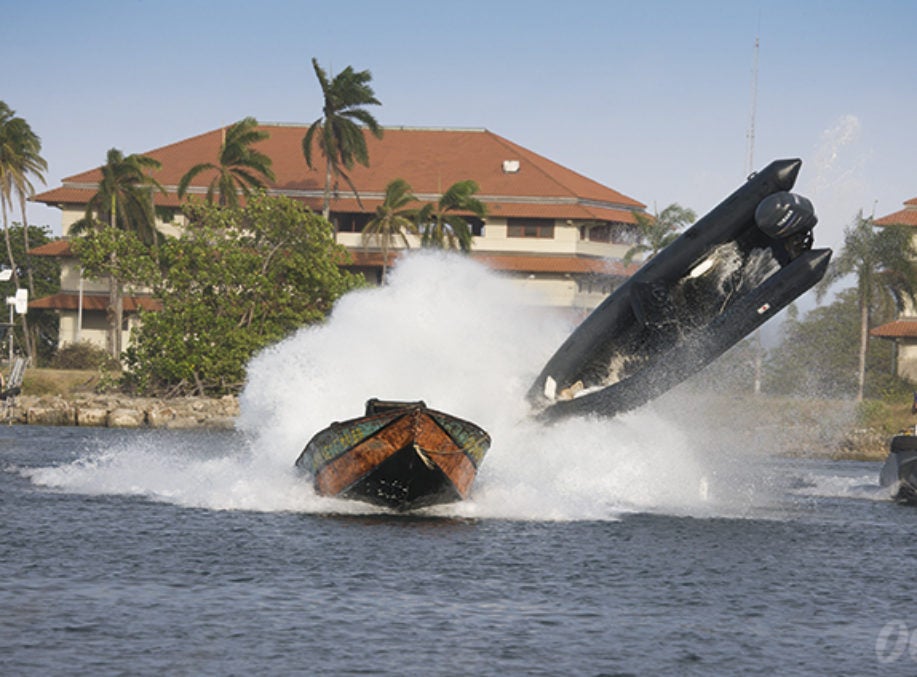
[258,122,488,133]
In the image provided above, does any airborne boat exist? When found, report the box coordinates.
[529,158,832,421]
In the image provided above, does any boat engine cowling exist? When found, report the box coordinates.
[755,191,817,240]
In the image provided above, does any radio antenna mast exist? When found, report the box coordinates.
[747,30,764,394]
[745,33,760,176]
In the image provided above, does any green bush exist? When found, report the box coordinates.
[50,342,121,371]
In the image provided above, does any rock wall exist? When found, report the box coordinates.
[2,394,239,429]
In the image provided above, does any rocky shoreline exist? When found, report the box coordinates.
[3,394,239,429]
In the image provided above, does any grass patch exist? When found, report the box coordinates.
[857,398,917,437]
[20,368,118,396]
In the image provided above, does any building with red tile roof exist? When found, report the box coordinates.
[870,198,917,379]
[32,124,648,351]
[875,198,917,229]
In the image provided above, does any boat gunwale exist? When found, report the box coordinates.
[296,404,490,476]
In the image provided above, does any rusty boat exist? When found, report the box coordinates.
[295,399,491,511]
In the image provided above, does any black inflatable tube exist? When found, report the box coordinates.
[537,247,831,422]
[528,159,804,407]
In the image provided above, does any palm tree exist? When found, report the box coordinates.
[415,179,487,252]
[177,117,275,208]
[817,212,917,401]
[0,102,48,361]
[302,58,383,228]
[74,148,165,359]
[361,178,418,282]
[624,203,696,264]
[76,148,165,242]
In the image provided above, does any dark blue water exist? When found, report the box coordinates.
[2,425,914,676]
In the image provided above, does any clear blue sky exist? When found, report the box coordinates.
[3,0,916,253]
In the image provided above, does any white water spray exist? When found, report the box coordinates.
[24,251,776,520]
[803,113,871,252]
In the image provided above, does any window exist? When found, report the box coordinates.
[155,207,176,224]
[585,224,611,243]
[507,218,554,239]
[580,221,641,244]
[336,213,371,233]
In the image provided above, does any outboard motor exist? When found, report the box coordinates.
[755,191,817,262]
[755,191,817,238]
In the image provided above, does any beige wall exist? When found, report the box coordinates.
[48,210,633,352]
[897,340,917,382]
[344,218,636,260]
[59,309,135,351]
[347,217,633,313]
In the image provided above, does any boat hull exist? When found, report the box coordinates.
[530,158,832,421]
[296,400,490,511]
[880,435,917,504]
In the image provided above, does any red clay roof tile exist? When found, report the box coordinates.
[875,204,917,227]
[870,319,917,339]
[29,240,74,256]
[29,292,161,312]
[34,126,644,223]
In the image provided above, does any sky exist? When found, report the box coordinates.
[3,0,916,257]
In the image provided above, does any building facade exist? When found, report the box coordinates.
[33,125,647,351]
[871,197,917,379]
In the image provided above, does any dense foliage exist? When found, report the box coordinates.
[1,102,49,362]
[624,203,696,264]
[816,215,917,400]
[764,291,903,399]
[122,194,364,396]
[50,341,120,371]
[177,117,275,207]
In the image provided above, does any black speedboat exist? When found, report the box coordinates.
[880,435,917,504]
[529,158,831,421]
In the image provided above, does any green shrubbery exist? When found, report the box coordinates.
[49,341,120,371]
[117,194,364,396]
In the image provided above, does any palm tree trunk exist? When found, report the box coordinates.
[107,255,123,360]
[17,195,35,296]
[107,196,122,360]
[17,194,38,361]
[322,160,334,237]
[856,293,868,402]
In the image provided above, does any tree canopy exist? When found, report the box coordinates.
[74,148,164,244]
[303,58,383,223]
[816,213,917,400]
[764,290,900,399]
[624,203,696,264]
[71,147,164,359]
[415,179,487,252]
[177,117,275,207]
[361,178,418,282]
[0,102,48,361]
[122,194,364,396]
